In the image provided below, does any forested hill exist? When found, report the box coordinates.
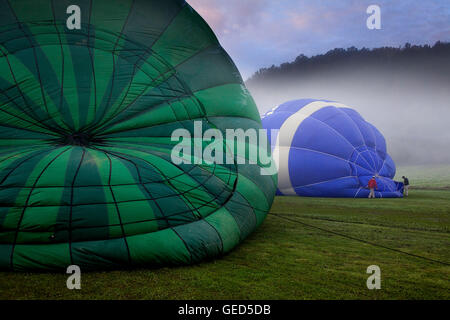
[246,42,450,85]
[245,42,450,166]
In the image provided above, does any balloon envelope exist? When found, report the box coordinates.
[0,0,276,271]
[262,99,403,198]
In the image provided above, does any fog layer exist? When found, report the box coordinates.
[246,51,450,166]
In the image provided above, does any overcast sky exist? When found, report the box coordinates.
[188,0,450,79]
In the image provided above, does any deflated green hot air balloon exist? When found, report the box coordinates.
[0,0,276,271]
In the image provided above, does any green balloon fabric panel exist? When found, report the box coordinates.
[0,0,276,271]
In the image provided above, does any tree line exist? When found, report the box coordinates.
[247,41,450,84]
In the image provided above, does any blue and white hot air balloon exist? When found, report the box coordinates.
[262,99,403,198]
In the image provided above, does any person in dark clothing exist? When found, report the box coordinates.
[402,176,410,197]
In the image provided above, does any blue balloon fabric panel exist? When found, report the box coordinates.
[262,99,403,198]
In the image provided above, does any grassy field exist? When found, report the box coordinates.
[395,164,450,189]
[1,189,449,300]
[1,166,449,300]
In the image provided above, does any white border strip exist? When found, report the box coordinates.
[273,100,352,195]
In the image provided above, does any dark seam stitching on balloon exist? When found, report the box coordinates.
[0,46,42,121]
[6,1,56,126]
[97,147,172,229]
[89,60,180,134]
[3,183,272,237]
[103,151,132,265]
[95,116,266,176]
[0,195,229,210]
[2,34,175,133]
[0,1,187,57]
[0,147,58,186]
[0,3,260,264]
[106,60,178,126]
[91,43,220,134]
[91,61,141,132]
[91,145,214,191]
[203,219,225,254]
[59,191,269,231]
[93,41,203,259]
[5,1,73,133]
[0,79,62,135]
[202,161,234,255]
[94,80,248,137]
[3,59,251,248]
[116,154,224,252]
[217,193,275,213]
[0,32,180,78]
[95,0,136,129]
[0,170,230,189]
[87,64,177,133]
[0,109,59,137]
[95,147,230,218]
[75,148,235,227]
[50,0,68,132]
[127,151,226,223]
[4,198,235,235]
[0,151,237,191]
[150,1,188,52]
[167,147,218,221]
[0,47,67,135]
[219,169,247,241]
[102,144,236,202]
[160,73,245,233]
[143,44,224,132]
[0,37,167,80]
[0,148,44,168]
[0,88,67,135]
[87,35,182,132]
[68,148,86,265]
[9,146,70,270]
[80,42,184,129]
[0,179,234,211]
[87,0,97,117]
[226,189,258,242]
[0,30,165,54]
[97,0,192,124]
[108,143,237,192]
[171,227,193,264]
[0,189,262,221]
[102,26,203,130]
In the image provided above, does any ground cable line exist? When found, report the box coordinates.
[269,212,450,266]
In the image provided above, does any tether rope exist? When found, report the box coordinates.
[269,212,450,266]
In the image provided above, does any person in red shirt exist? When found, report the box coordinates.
[368,176,378,199]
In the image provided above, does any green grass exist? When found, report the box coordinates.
[1,188,449,300]
[395,164,450,189]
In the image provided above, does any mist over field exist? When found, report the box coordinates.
[246,44,450,166]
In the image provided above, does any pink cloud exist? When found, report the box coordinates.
[188,0,226,33]
[186,0,448,79]
[288,12,312,30]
